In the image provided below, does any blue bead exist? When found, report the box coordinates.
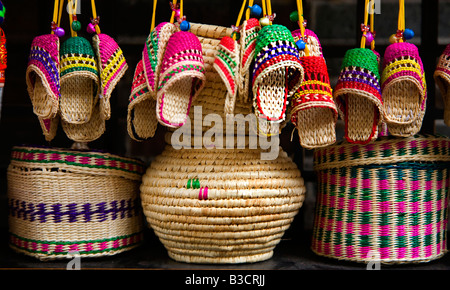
[296,40,306,50]
[403,28,414,40]
[249,4,262,17]
[180,20,190,31]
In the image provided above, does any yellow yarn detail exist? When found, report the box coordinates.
[101,53,126,87]
[301,80,332,89]
[294,89,333,99]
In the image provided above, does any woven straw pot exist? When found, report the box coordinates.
[312,135,450,264]
[140,23,306,264]
[7,145,146,261]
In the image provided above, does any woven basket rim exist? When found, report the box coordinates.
[314,134,450,170]
[9,145,146,178]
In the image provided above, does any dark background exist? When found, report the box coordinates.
[0,0,449,270]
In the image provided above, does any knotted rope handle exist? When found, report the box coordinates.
[51,0,65,34]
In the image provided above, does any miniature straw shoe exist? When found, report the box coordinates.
[127,59,158,141]
[26,34,60,120]
[334,48,383,144]
[381,42,427,137]
[434,44,450,126]
[213,35,240,115]
[61,100,105,143]
[59,36,100,125]
[26,34,61,141]
[252,24,304,123]
[156,30,206,128]
[92,33,128,121]
[290,55,338,149]
[143,22,178,98]
[237,18,260,103]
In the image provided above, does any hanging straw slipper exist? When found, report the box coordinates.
[59,36,100,124]
[252,24,304,123]
[290,55,337,149]
[213,35,240,115]
[156,31,206,128]
[26,34,60,120]
[381,42,427,134]
[238,17,260,103]
[142,22,178,98]
[434,44,450,126]
[291,28,323,57]
[92,33,128,121]
[334,48,383,144]
[61,101,105,143]
[127,59,158,141]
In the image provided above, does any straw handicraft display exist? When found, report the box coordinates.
[434,44,450,126]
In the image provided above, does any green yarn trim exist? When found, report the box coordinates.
[60,36,96,57]
[255,24,295,57]
[341,48,380,80]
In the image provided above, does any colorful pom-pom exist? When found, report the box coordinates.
[259,17,270,27]
[54,27,65,38]
[180,20,191,31]
[403,28,414,40]
[248,4,262,17]
[72,20,81,32]
[290,11,299,22]
[365,31,374,46]
[296,39,306,50]
[87,23,96,34]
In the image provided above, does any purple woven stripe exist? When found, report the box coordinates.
[29,49,60,94]
[8,198,141,223]
[338,71,381,94]
[253,44,300,75]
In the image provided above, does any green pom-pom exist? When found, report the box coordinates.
[72,20,82,32]
[290,11,299,22]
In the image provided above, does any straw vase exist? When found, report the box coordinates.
[139,23,306,264]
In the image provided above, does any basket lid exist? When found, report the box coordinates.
[9,145,145,181]
[314,134,450,171]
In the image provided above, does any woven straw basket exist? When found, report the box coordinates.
[7,145,145,261]
[139,23,306,264]
[312,135,450,264]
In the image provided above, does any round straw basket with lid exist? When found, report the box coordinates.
[311,135,450,264]
[139,23,307,264]
[7,145,146,261]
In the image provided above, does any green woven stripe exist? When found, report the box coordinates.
[146,30,159,71]
[60,36,96,57]
[60,66,98,77]
[341,48,380,80]
[13,147,143,166]
[217,51,236,75]
[255,24,294,57]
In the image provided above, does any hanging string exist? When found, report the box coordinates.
[398,0,405,43]
[296,0,310,56]
[51,0,65,34]
[151,0,157,31]
[170,0,178,24]
[360,0,369,48]
[233,0,248,40]
[91,0,101,34]
[266,0,272,17]
[370,0,375,50]
[68,0,78,37]
[261,0,267,17]
[245,0,254,20]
